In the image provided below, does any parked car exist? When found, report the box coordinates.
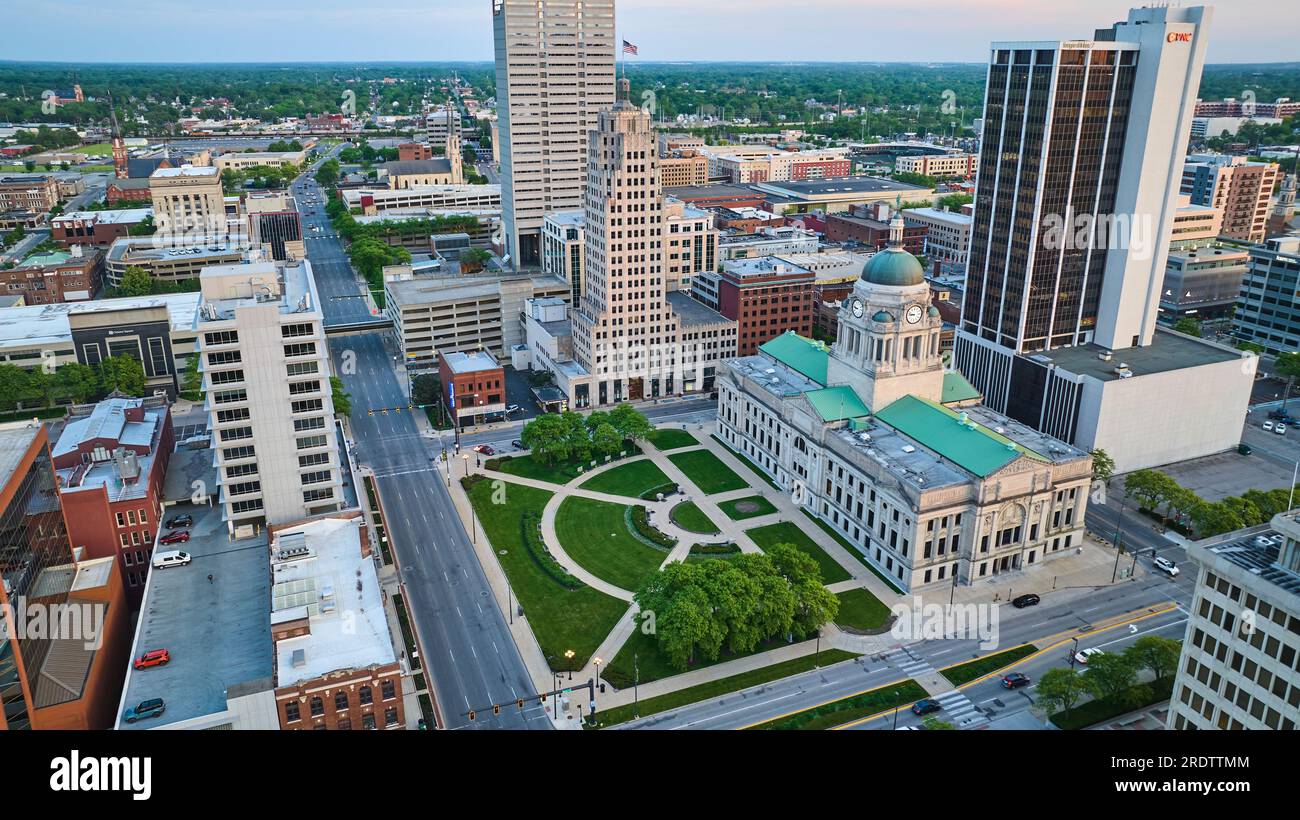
[164,514,192,529]
[911,699,942,716]
[1011,593,1041,609]
[505,404,521,415]
[1001,672,1031,689]
[473,444,495,456]
[512,439,525,450]
[133,649,171,670]
[1264,421,1276,432]
[1075,647,1105,665]
[152,550,191,569]
[1276,424,1287,436]
[159,530,190,545]
[122,698,166,724]
[1153,556,1180,577]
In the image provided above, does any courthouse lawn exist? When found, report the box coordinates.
[465,478,626,670]
[670,501,719,534]
[554,497,667,591]
[668,449,748,495]
[580,459,675,498]
[647,428,699,451]
[745,521,852,584]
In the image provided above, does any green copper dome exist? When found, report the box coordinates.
[872,310,895,323]
[862,247,925,287]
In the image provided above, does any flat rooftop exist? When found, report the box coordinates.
[443,349,500,374]
[107,236,247,266]
[756,176,930,198]
[0,292,202,351]
[721,256,814,281]
[1028,328,1244,382]
[150,165,218,179]
[0,423,40,482]
[198,258,316,321]
[1193,521,1300,601]
[271,516,395,688]
[662,183,761,201]
[118,498,273,729]
[667,290,731,327]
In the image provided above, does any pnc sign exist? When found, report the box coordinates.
[1167,32,1192,43]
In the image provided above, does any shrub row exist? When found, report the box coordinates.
[520,512,583,590]
[630,505,678,549]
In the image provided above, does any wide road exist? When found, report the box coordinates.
[296,151,549,729]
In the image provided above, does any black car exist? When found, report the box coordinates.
[911,699,942,716]
[512,440,525,450]
[165,514,193,529]
[1001,673,1031,689]
[1012,593,1041,609]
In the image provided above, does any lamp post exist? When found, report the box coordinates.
[1110,494,1130,584]
[593,657,602,691]
[892,692,900,730]
[633,653,640,719]
[565,649,575,681]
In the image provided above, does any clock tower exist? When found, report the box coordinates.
[828,211,945,410]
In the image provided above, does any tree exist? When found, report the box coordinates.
[921,717,956,730]
[411,373,441,407]
[0,365,33,412]
[1082,652,1138,703]
[330,376,352,417]
[1123,635,1180,686]
[768,542,839,638]
[520,413,572,465]
[1173,317,1202,337]
[55,363,99,404]
[117,266,155,297]
[1189,501,1244,537]
[314,158,340,188]
[459,248,491,274]
[1275,351,1300,410]
[609,402,653,442]
[97,355,145,397]
[591,422,622,457]
[561,411,592,463]
[1090,448,1115,485]
[584,410,611,432]
[128,214,156,237]
[179,356,203,403]
[1035,668,1090,716]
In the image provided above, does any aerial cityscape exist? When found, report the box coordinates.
[1,0,1298,792]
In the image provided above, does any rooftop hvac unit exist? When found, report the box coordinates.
[901,445,916,454]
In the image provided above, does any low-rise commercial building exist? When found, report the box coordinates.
[105,237,247,289]
[0,174,59,213]
[697,257,815,355]
[755,176,933,216]
[341,184,500,216]
[901,206,973,266]
[659,151,710,188]
[51,209,152,247]
[1160,244,1249,321]
[213,150,306,172]
[719,225,820,260]
[439,350,506,428]
[895,152,979,178]
[1167,513,1300,731]
[0,246,102,304]
[826,203,928,255]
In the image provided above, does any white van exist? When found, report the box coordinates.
[152,550,192,569]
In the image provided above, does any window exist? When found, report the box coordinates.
[282,322,315,339]
[299,453,330,468]
[381,680,396,701]
[286,361,318,377]
[301,470,332,486]
[297,435,327,450]
[361,713,376,730]
[284,342,316,358]
[284,701,300,722]
[292,399,324,414]
[310,697,323,717]
[385,707,399,727]
[207,350,242,366]
[303,487,334,503]
[223,445,256,461]
[289,379,321,396]
[359,686,373,706]
[334,692,349,711]
[294,417,326,433]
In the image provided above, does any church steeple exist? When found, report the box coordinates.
[109,91,128,180]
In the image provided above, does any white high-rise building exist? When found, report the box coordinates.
[493,0,616,268]
[952,6,1255,473]
[197,257,344,532]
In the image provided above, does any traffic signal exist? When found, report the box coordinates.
[367,409,374,416]
[517,698,525,710]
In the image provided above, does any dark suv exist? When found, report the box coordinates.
[165,513,193,529]
[1012,593,1041,609]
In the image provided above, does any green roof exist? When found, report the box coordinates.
[874,395,1047,478]
[20,251,72,267]
[941,371,982,405]
[759,332,827,386]
[805,385,870,422]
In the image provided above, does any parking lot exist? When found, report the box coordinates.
[1149,415,1300,501]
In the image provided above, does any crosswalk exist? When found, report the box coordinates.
[885,649,989,729]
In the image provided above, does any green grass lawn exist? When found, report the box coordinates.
[587,649,858,728]
[800,509,905,594]
[718,495,778,520]
[670,500,719,534]
[711,434,782,490]
[603,622,804,689]
[1050,677,1175,730]
[834,588,893,633]
[745,521,851,584]
[465,478,628,671]
[554,497,668,591]
[747,679,926,730]
[647,428,699,451]
[488,445,641,485]
[668,449,748,495]
[940,644,1039,686]
[580,459,674,498]
[78,143,115,156]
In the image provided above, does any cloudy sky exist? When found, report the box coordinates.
[5,0,1297,63]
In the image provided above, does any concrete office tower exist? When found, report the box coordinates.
[1182,153,1280,243]
[569,78,736,406]
[954,6,1253,473]
[493,0,616,267]
[149,165,227,245]
[197,257,344,532]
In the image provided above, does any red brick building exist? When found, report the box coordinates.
[715,258,815,355]
[51,208,152,247]
[398,142,434,161]
[0,247,102,304]
[826,204,928,254]
[53,397,174,606]
[439,350,506,428]
[105,178,152,205]
[789,157,851,180]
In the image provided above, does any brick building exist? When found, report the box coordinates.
[269,514,405,730]
[826,203,928,254]
[0,174,60,213]
[51,209,152,247]
[438,350,505,428]
[398,142,434,161]
[105,178,152,205]
[52,397,174,606]
[0,246,102,304]
[695,257,815,355]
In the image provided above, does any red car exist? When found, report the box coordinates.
[159,530,190,545]
[133,649,171,670]
[473,445,495,456]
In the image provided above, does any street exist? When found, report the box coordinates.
[296,152,550,729]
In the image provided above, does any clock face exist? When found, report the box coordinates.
[851,299,864,318]
[906,305,923,324]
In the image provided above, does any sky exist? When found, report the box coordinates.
[4,0,1298,64]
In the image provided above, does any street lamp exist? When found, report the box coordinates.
[1068,637,1080,670]
[462,453,470,477]
[565,649,575,681]
[1110,494,1130,584]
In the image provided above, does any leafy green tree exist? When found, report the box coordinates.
[411,373,441,407]
[561,411,592,463]
[520,413,572,465]
[1123,635,1180,686]
[117,265,155,297]
[1189,501,1244,537]
[1173,317,1202,337]
[128,214,155,237]
[314,159,340,188]
[55,363,99,404]
[1082,652,1138,703]
[1222,495,1265,528]
[609,403,653,442]
[330,376,352,417]
[922,717,956,730]
[767,542,839,638]
[584,410,611,432]
[180,355,203,403]
[1035,668,1089,716]
[0,364,33,412]
[591,422,622,457]
[459,248,491,273]
[97,355,146,397]
[1090,448,1115,485]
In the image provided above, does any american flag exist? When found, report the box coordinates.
[622,40,638,55]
